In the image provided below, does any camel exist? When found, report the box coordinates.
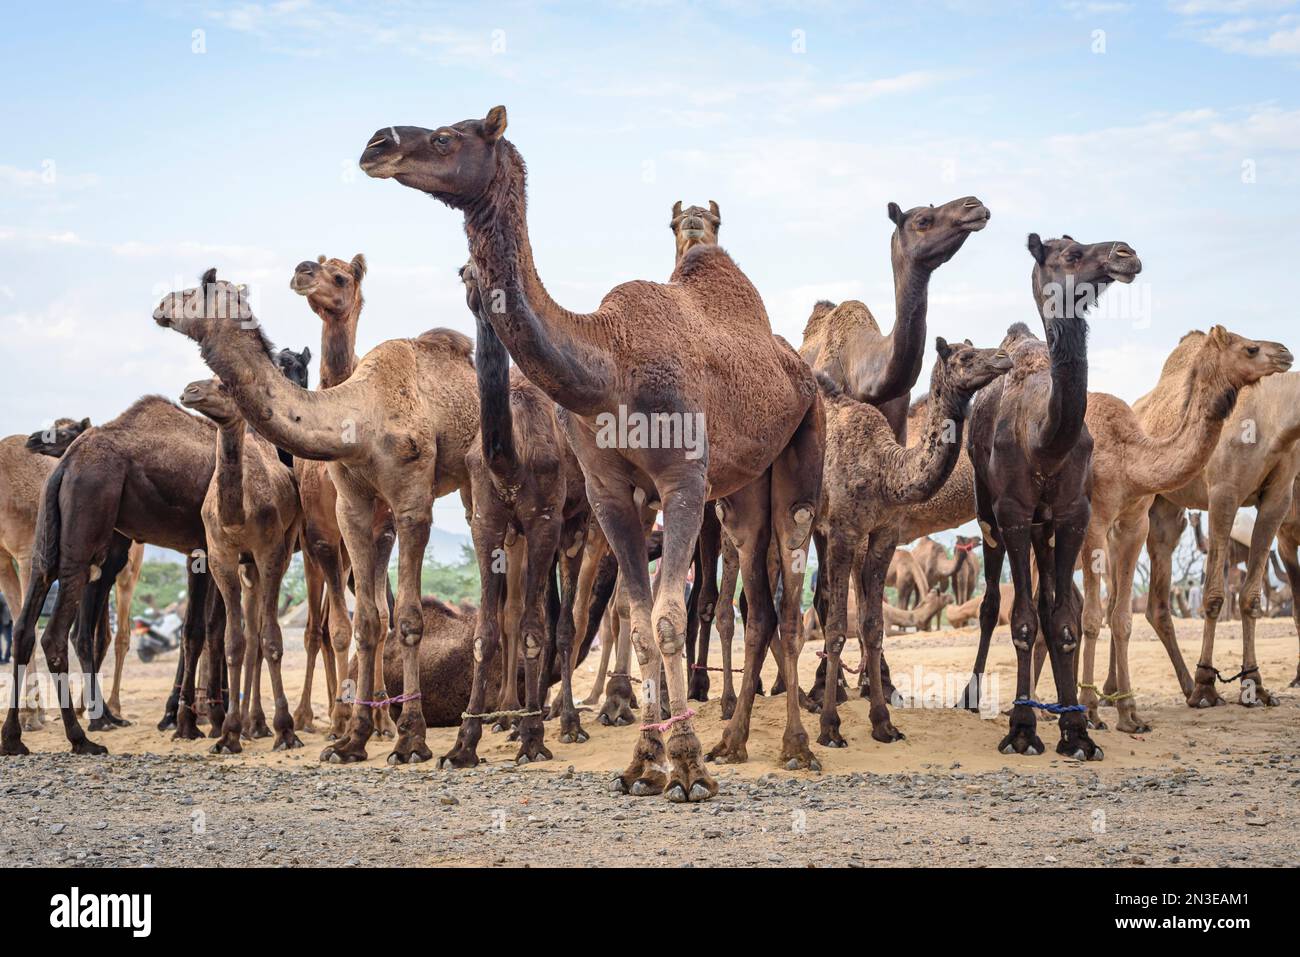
[815,338,1012,747]
[963,232,1141,760]
[1137,371,1300,712]
[439,260,592,768]
[0,418,91,728]
[951,536,981,603]
[947,584,1012,629]
[288,253,398,738]
[2,398,221,755]
[154,269,480,765]
[886,547,930,601]
[899,536,970,629]
[1273,497,1300,684]
[362,106,823,801]
[1076,327,1290,732]
[104,539,144,720]
[179,378,304,752]
[800,196,991,438]
[884,588,953,635]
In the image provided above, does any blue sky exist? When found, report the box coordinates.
[3,0,1299,538]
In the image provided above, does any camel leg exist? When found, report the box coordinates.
[1188,493,1236,709]
[83,535,132,731]
[313,543,353,739]
[958,478,1005,712]
[493,535,526,729]
[582,604,615,708]
[715,533,740,719]
[1275,527,1300,688]
[240,578,271,739]
[440,507,508,770]
[207,553,247,754]
[1078,520,1109,729]
[106,545,142,723]
[384,505,433,765]
[1237,479,1292,706]
[553,514,590,745]
[815,527,855,748]
[1144,497,1194,697]
[513,519,562,764]
[203,589,227,736]
[995,510,1043,756]
[689,508,722,703]
[597,585,639,725]
[1107,510,1152,733]
[294,547,325,733]
[1043,510,1101,759]
[319,484,382,764]
[370,514,399,740]
[0,551,43,731]
[260,536,302,751]
[708,473,779,767]
[0,550,58,755]
[571,529,607,671]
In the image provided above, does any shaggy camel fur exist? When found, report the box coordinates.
[288,253,398,738]
[440,260,592,768]
[1076,327,1290,732]
[1137,372,1300,711]
[964,233,1140,760]
[2,399,220,755]
[180,378,304,752]
[896,396,979,542]
[816,339,1011,747]
[0,419,90,728]
[154,270,479,766]
[363,107,823,801]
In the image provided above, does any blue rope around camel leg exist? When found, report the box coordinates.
[1013,698,1088,715]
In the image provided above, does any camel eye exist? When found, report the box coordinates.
[334,275,347,287]
[1246,345,1260,357]
[433,133,452,148]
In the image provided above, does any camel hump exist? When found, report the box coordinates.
[420,594,466,620]
[802,300,838,339]
[415,327,474,364]
[823,300,881,338]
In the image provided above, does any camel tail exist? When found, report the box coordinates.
[473,311,519,476]
[32,457,67,580]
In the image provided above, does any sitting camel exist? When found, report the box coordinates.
[815,338,1012,747]
[946,584,1012,629]
[898,536,970,629]
[363,106,823,801]
[1138,370,1300,711]
[288,253,398,738]
[155,269,480,766]
[439,260,592,768]
[964,232,1140,759]
[1075,327,1290,732]
[180,378,304,753]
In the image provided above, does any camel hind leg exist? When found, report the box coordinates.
[294,546,326,733]
[1276,524,1300,688]
[1144,497,1194,697]
[259,534,302,751]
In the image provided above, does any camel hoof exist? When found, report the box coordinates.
[1093,746,1104,760]
[273,734,304,752]
[666,783,688,803]
[1001,744,1015,755]
[1025,745,1040,756]
[630,779,658,796]
[689,782,713,802]
[1197,698,1213,709]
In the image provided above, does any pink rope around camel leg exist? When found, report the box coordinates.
[641,708,696,733]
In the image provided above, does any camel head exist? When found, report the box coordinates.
[1200,325,1292,393]
[275,346,312,389]
[359,106,508,206]
[1028,234,1141,321]
[24,417,90,457]
[888,195,990,271]
[933,337,1014,405]
[153,268,254,342]
[291,254,366,318]
[954,535,982,555]
[670,201,721,261]
[179,378,239,426]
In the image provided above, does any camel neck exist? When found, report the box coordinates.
[215,421,246,526]
[317,302,360,388]
[474,309,519,478]
[461,141,613,416]
[880,370,969,507]
[1034,279,1090,460]
[881,251,932,401]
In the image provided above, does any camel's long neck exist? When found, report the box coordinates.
[463,143,613,417]
[474,309,519,479]
[1033,277,1090,460]
[198,323,357,462]
[1121,356,1239,497]
[881,373,970,506]
[316,301,360,388]
[876,251,933,402]
[215,421,246,527]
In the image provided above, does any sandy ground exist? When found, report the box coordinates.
[2,614,1297,867]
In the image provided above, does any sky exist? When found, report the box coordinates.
[3,0,1299,541]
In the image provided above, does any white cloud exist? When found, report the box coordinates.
[1169,0,1300,56]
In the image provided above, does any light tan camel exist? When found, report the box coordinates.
[1138,370,1300,712]
[154,270,479,765]
[362,107,823,800]
[1272,492,1300,686]
[288,253,398,739]
[1077,328,1290,732]
[104,540,144,719]
[898,536,970,629]
[180,378,304,752]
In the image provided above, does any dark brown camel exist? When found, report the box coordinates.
[962,233,1140,759]
[362,106,823,801]
[439,260,592,767]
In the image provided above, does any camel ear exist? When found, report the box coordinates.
[709,200,720,221]
[1209,325,1229,346]
[79,417,90,430]
[1027,233,1047,265]
[301,346,312,363]
[672,200,682,222]
[350,253,367,282]
[201,267,218,287]
[887,202,904,226]
[317,255,326,265]
[482,105,507,143]
[935,336,951,360]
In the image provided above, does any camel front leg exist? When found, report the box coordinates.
[208,555,246,754]
[1044,512,1101,760]
[107,543,142,722]
[815,528,854,749]
[860,533,902,744]
[239,572,271,739]
[994,515,1043,756]
[957,476,1004,712]
[553,514,590,745]
[294,546,325,733]
[386,506,433,765]
[714,533,740,719]
[2,550,46,732]
[258,537,302,751]
[1077,521,1108,729]
[1106,510,1152,733]
[370,513,398,740]
[1275,526,1300,688]
[1189,493,1237,709]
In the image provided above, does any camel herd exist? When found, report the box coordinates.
[2,105,1297,805]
